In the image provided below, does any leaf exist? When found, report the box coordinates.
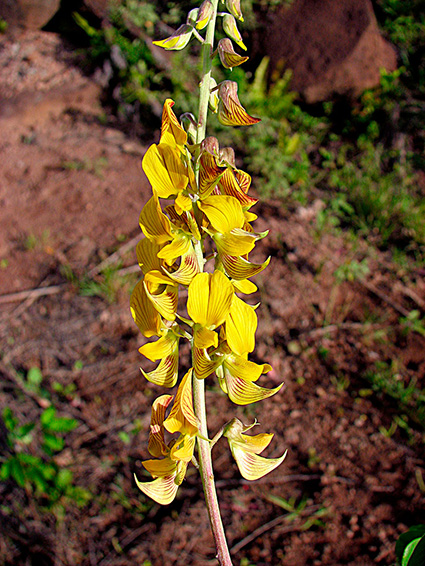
[27,367,43,387]
[397,526,425,563]
[42,432,64,453]
[55,469,73,489]
[402,535,425,566]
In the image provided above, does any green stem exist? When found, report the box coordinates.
[193,2,233,565]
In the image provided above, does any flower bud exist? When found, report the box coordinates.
[217,38,249,70]
[186,8,199,26]
[218,80,260,126]
[226,0,243,22]
[180,112,198,144]
[196,0,214,30]
[209,77,219,113]
[218,147,235,167]
[222,13,246,51]
[201,136,220,156]
[153,24,193,51]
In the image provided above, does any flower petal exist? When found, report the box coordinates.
[134,472,179,505]
[142,144,188,199]
[187,271,234,329]
[229,445,287,480]
[160,99,187,147]
[136,238,162,275]
[223,369,283,405]
[218,81,260,127]
[143,457,176,478]
[193,346,223,380]
[225,295,257,355]
[199,195,244,233]
[130,278,163,338]
[224,353,272,382]
[218,38,249,69]
[164,369,199,436]
[164,244,200,286]
[139,329,179,362]
[139,194,173,245]
[141,354,178,388]
[218,168,257,208]
[148,395,173,457]
[221,254,270,280]
[170,434,196,463]
[144,273,178,321]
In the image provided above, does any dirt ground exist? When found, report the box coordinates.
[1,30,425,566]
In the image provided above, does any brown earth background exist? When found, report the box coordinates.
[1,3,425,566]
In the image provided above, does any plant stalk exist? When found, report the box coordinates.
[193,2,233,564]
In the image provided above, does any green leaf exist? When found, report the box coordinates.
[42,433,64,453]
[55,469,73,489]
[27,367,43,386]
[46,417,78,433]
[397,526,425,563]
[16,423,35,440]
[402,535,425,566]
[40,406,56,427]
[2,407,17,432]
[10,458,26,487]
[0,461,11,480]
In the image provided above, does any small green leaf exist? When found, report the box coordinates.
[0,461,11,480]
[2,407,17,432]
[27,367,43,386]
[46,417,78,433]
[56,469,73,489]
[40,406,56,427]
[118,431,131,445]
[10,458,26,487]
[42,433,64,453]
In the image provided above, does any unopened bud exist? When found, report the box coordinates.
[153,24,193,51]
[201,136,220,156]
[186,8,199,26]
[196,0,214,30]
[180,112,198,143]
[217,38,249,69]
[218,80,260,127]
[209,77,219,113]
[222,13,246,50]
[218,147,235,167]
[226,0,243,22]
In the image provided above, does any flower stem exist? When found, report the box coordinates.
[193,376,233,566]
[193,2,233,564]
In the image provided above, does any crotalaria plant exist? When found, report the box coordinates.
[130,2,286,563]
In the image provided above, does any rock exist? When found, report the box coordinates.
[262,0,397,102]
[0,0,60,30]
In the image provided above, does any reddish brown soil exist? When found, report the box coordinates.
[1,30,425,566]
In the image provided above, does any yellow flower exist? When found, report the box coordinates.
[187,270,234,349]
[216,344,283,405]
[134,373,199,505]
[139,326,180,387]
[223,418,287,480]
[160,99,187,148]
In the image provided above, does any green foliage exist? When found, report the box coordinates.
[0,405,89,510]
[364,361,425,432]
[396,525,425,566]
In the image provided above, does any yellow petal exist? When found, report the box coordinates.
[160,99,187,147]
[143,457,176,478]
[142,144,188,199]
[187,271,234,329]
[170,434,196,463]
[193,346,223,380]
[224,354,271,382]
[144,275,178,321]
[148,395,173,457]
[218,168,257,208]
[214,229,258,256]
[139,195,172,245]
[193,325,218,349]
[139,329,179,362]
[199,195,244,233]
[223,370,283,405]
[232,278,257,294]
[130,278,163,338]
[136,238,162,275]
[157,233,191,265]
[134,472,179,505]
[218,81,260,127]
[164,244,200,286]
[225,295,257,355]
[175,192,193,214]
[199,151,226,198]
[217,38,249,69]
[141,354,178,388]
[164,369,199,436]
[229,445,287,480]
[222,254,270,280]
[239,432,274,455]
